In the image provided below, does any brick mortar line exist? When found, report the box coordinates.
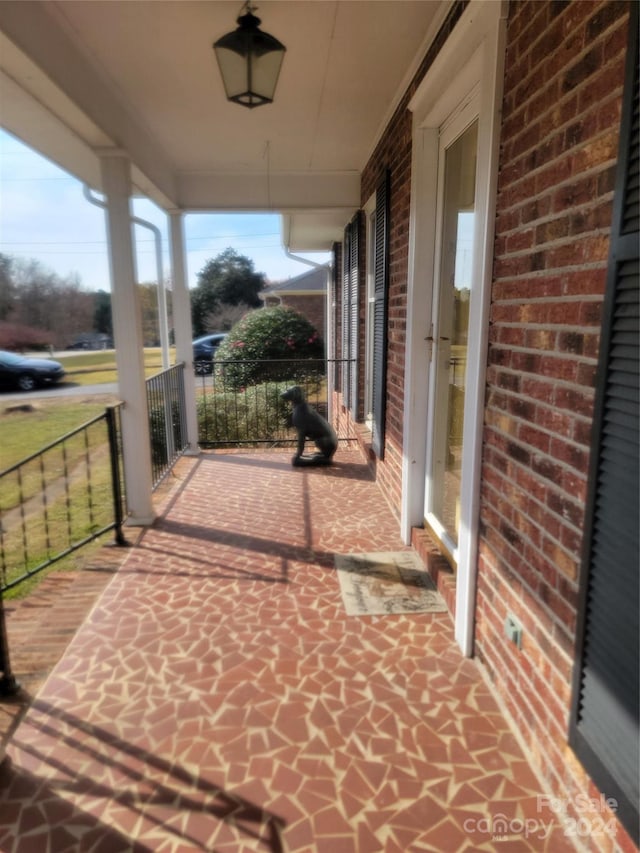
[477,510,579,649]
[485,587,575,692]
[486,376,597,411]
[483,438,591,479]
[476,584,565,730]
[493,265,608,279]
[481,466,586,555]
[484,408,593,452]
[497,222,615,249]
[488,342,599,355]
[481,460,586,552]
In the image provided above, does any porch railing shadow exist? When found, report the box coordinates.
[1,697,286,851]
[0,358,354,692]
[0,363,189,693]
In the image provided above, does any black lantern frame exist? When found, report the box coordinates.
[213,3,286,109]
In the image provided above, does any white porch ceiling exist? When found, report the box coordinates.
[0,0,448,249]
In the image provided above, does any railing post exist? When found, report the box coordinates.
[106,405,128,547]
[0,587,19,696]
[163,375,176,465]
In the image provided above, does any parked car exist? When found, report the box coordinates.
[66,333,113,350]
[0,350,66,392]
[193,333,226,374]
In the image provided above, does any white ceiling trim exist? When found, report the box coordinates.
[177,170,360,212]
[0,1,177,203]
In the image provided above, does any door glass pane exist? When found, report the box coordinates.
[431,120,477,548]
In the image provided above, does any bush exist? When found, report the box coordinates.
[0,321,53,351]
[197,381,293,446]
[148,400,184,469]
[214,307,324,389]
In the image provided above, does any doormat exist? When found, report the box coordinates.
[334,551,447,616]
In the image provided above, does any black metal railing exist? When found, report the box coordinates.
[145,362,189,487]
[195,358,356,448]
[0,358,349,691]
[0,364,189,596]
[0,406,127,693]
[0,404,126,597]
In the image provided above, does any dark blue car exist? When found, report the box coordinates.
[0,350,66,392]
[192,334,226,374]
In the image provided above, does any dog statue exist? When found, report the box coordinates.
[281,385,338,467]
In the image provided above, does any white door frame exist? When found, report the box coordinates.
[401,0,507,656]
[423,101,479,565]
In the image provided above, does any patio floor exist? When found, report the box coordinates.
[0,448,576,852]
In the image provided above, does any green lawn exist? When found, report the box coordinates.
[0,350,180,598]
[56,347,173,385]
[0,398,117,473]
[0,396,121,598]
[1,347,181,472]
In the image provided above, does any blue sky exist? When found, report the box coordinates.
[0,129,330,292]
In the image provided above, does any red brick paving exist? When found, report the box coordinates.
[0,450,578,851]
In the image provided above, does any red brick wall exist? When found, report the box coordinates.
[475,1,631,844]
[338,0,634,843]
[331,1,633,843]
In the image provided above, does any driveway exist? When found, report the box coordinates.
[0,383,120,404]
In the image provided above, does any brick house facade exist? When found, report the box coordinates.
[478,0,632,836]
[261,266,328,343]
[330,1,637,847]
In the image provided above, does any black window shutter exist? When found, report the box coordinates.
[331,242,340,386]
[341,213,360,415]
[341,227,350,398]
[349,214,360,414]
[372,170,390,458]
[570,6,639,842]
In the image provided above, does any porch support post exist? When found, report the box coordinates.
[100,151,155,524]
[168,211,199,454]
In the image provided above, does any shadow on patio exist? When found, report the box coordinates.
[0,448,576,851]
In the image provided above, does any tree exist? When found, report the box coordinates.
[138,282,174,346]
[1,256,93,348]
[0,254,16,322]
[204,301,253,333]
[93,290,113,337]
[191,248,265,336]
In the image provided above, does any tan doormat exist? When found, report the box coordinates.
[334,551,447,616]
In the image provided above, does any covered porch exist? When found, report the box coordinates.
[0,447,574,851]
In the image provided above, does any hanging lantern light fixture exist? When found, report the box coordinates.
[213,2,286,109]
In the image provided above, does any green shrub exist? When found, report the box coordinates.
[214,307,324,389]
[148,400,184,467]
[197,381,293,446]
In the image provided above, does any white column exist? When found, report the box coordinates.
[168,211,200,454]
[100,152,155,524]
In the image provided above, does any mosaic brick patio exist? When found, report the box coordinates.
[0,449,577,851]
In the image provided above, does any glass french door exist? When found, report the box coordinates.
[424,113,478,563]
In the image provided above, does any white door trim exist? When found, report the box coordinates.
[423,100,479,566]
[401,0,507,656]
